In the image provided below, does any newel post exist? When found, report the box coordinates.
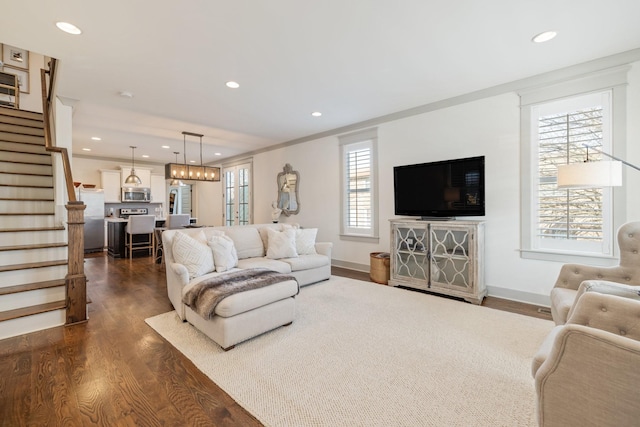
[65,201,87,325]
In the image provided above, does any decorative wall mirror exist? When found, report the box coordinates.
[276,163,300,216]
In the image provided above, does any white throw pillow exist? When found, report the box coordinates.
[224,227,265,259]
[172,231,215,279]
[266,228,298,259]
[207,234,238,272]
[296,228,317,255]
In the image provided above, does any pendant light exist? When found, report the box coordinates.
[124,145,142,185]
[169,152,185,186]
[164,131,220,181]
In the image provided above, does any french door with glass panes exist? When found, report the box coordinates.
[223,162,252,226]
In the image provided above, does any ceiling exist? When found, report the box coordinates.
[1,1,640,166]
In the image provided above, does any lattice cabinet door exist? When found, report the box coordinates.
[429,222,485,304]
[389,221,430,290]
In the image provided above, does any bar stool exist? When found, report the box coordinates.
[154,227,166,264]
[166,214,190,229]
[125,215,156,259]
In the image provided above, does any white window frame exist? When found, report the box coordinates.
[519,67,628,264]
[339,128,379,241]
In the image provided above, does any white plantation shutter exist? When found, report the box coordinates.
[346,144,372,230]
[532,91,614,255]
[340,129,378,239]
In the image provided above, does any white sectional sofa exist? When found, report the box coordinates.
[162,223,332,349]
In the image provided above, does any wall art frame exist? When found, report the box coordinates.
[2,44,29,69]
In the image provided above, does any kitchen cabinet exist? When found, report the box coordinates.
[101,170,121,202]
[107,219,126,258]
[151,174,167,208]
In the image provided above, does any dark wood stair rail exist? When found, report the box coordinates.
[40,58,87,325]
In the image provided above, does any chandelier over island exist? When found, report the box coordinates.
[164,131,220,182]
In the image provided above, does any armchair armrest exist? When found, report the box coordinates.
[534,323,640,427]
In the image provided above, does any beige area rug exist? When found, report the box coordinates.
[146,276,554,426]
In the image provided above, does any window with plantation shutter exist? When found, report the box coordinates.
[523,88,620,259]
[520,68,626,265]
[340,129,378,240]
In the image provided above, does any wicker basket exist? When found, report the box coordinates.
[370,252,390,285]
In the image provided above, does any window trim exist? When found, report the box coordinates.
[519,67,629,263]
[339,128,379,241]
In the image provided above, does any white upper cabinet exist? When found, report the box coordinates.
[100,169,121,202]
[150,174,167,207]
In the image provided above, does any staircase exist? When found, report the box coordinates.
[0,106,69,340]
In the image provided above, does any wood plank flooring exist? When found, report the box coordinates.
[0,253,552,426]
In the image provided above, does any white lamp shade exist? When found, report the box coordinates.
[556,161,622,188]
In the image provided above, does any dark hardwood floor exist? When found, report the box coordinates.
[0,253,551,426]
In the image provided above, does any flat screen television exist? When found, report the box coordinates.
[394,155,485,218]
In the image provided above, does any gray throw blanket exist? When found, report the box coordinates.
[182,268,298,319]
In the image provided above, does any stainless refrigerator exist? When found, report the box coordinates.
[78,188,105,253]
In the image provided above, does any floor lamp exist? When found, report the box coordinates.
[556,145,639,188]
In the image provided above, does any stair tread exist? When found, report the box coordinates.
[0,212,55,216]
[0,226,65,233]
[0,197,55,201]
[0,300,65,322]
[0,242,67,252]
[0,171,53,177]
[0,279,65,296]
[0,259,67,273]
[0,147,48,155]
[0,106,43,119]
[0,184,54,190]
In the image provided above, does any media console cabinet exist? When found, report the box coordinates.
[389,219,486,304]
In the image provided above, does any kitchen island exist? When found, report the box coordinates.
[106,217,166,258]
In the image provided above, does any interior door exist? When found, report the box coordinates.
[223,162,252,226]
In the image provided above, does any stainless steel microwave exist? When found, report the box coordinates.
[121,187,151,202]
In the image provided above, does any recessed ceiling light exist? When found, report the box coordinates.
[142,155,149,158]
[189,160,196,163]
[82,148,91,151]
[56,22,82,35]
[119,91,134,98]
[532,30,557,43]
[161,145,170,149]
[226,81,240,89]
[214,152,222,156]
[311,111,322,117]
[91,136,101,141]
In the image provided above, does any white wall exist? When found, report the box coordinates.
[249,61,640,305]
[67,60,640,305]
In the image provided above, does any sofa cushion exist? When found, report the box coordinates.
[214,279,299,318]
[266,228,298,259]
[208,234,238,272]
[172,231,215,279]
[237,257,292,274]
[296,228,317,255]
[224,227,265,259]
[281,253,329,270]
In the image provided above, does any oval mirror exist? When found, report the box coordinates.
[276,164,300,216]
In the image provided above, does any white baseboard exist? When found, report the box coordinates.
[331,260,551,307]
